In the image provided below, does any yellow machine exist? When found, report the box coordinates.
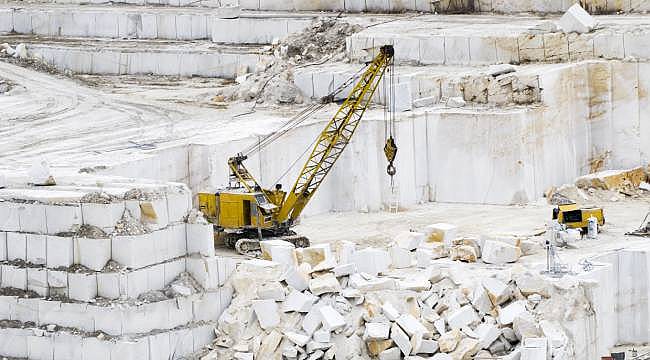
[554,203,605,232]
[199,45,396,254]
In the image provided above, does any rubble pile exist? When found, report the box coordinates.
[547,166,650,204]
[204,225,577,360]
[214,18,360,105]
[278,19,360,64]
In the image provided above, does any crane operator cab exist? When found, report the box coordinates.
[199,190,276,230]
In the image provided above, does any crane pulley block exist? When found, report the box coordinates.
[384,136,397,176]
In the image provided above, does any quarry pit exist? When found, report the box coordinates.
[2,1,650,359]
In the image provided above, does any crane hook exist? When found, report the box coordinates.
[384,136,397,183]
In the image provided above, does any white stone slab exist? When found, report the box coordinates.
[167,224,188,259]
[186,255,220,290]
[14,298,39,323]
[482,240,521,264]
[499,300,528,326]
[283,289,315,313]
[319,305,346,331]
[475,323,501,349]
[166,187,191,222]
[124,267,148,298]
[395,231,424,250]
[390,245,412,269]
[396,314,427,336]
[261,240,297,271]
[0,202,21,231]
[447,305,479,330]
[27,267,49,296]
[7,232,27,261]
[82,337,111,360]
[419,37,445,64]
[0,232,6,261]
[46,235,74,268]
[521,337,548,360]
[28,335,55,360]
[68,272,98,302]
[186,223,215,257]
[76,237,111,271]
[252,299,281,330]
[45,204,82,234]
[2,264,27,289]
[391,322,412,355]
[558,4,596,34]
[364,322,390,340]
[97,272,122,299]
[25,234,47,265]
[18,203,47,234]
[0,328,29,358]
[352,248,390,276]
[47,270,68,293]
[423,223,457,247]
[112,232,161,269]
[81,202,125,233]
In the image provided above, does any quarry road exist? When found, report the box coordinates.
[0,61,195,168]
[0,61,293,172]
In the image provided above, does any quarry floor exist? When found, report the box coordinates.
[297,195,650,267]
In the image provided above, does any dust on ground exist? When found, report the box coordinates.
[75,74,230,106]
[296,196,650,264]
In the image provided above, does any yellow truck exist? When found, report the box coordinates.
[554,203,605,232]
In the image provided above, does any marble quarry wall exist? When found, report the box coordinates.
[0,177,237,359]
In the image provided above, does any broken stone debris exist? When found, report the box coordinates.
[208,237,566,360]
[446,96,466,108]
[575,166,646,192]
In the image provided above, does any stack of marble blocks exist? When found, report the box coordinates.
[0,177,236,359]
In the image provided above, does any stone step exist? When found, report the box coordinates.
[2,36,270,78]
[0,223,211,269]
[347,14,650,66]
[0,257,187,300]
[294,62,544,110]
[241,0,650,13]
[0,287,230,336]
[5,0,649,13]
[0,319,216,359]
[0,253,238,301]
[0,5,317,44]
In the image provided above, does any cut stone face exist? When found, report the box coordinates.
[252,299,281,330]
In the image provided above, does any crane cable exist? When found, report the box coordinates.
[239,63,370,159]
[383,57,397,189]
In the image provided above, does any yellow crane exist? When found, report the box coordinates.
[198,45,396,254]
